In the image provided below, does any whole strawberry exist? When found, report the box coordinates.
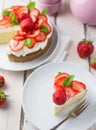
[90,58,96,69]
[0,75,5,87]
[0,90,7,106]
[77,39,94,58]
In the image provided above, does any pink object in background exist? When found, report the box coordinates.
[39,0,60,4]
[37,0,61,14]
[70,0,96,25]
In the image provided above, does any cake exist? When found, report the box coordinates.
[0,2,52,62]
[52,72,87,115]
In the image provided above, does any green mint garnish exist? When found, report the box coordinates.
[40,26,49,33]
[24,38,31,47]
[2,10,11,17]
[27,2,35,11]
[63,75,75,86]
[41,9,48,15]
[58,72,62,74]
[10,21,19,26]
[0,90,7,100]
[10,13,17,21]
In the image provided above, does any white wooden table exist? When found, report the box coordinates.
[0,0,96,130]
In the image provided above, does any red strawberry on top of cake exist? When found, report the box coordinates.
[7,2,52,62]
[52,72,87,115]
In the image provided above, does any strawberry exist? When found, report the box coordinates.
[18,13,30,23]
[77,39,94,58]
[20,18,34,32]
[13,35,25,41]
[72,80,86,92]
[35,32,46,42]
[55,72,69,81]
[30,8,40,18]
[0,76,5,87]
[24,38,36,49]
[30,15,37,23]
[26,30,40,38]
[53,89,66,105]
[0,90,7,106]
[90,57,96,69]
[14,6,28,15]
[54,76,67,87]
[9,40,24,52]
[0,17,11,26]
[64,87,77,98]
[39,22,51,34]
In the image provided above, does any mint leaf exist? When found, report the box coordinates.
[63,75,75,86]
[40,26,49,33]
[24,38,31,47]
[41,9,48,15]
[27,2,35,11]
[10,21,19,26]
[2,10,11,16]
[10,13,17,21]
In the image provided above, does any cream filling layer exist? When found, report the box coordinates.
[7,31,52,57]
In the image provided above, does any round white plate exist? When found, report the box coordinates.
[0,24,59,71]
[22,62,96,130]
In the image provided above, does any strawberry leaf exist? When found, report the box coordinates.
[24,38,31,47]
[63,75,74,86]
[0,90,7,100]
[41,9,48,15]
[27,2,35,11]
[10,21,19,26]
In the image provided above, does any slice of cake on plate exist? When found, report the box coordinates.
[52,72,87,115]
[7,2,52,62]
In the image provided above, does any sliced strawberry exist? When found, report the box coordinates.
[30,8,40,17]
[72,80,86,92]
[0,17,11,26]
[30,15,37,23]
[64,87,77,98]
[40,22,52,34]
[17,30,27,36]
[54,85,65,91]
[13,35,25,41]
[26,30,40,38]
[38,18,44,28]
[27,38,36,48]
[54,76,67,87]
[38,14,48,22]
[55,72,69,81]
[14,6,29,16]
[53,89,66,105]
[9,40,24,52]
[35,32,46,42]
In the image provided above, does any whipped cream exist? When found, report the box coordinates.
[7,25,52,57]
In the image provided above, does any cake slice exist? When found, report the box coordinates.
[52,72,87,115]
[7,3,52,62]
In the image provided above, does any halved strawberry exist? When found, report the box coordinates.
[0,17,11,26]
[30,15,37,23]
[40,22,51,34]
[64,87,77,98]
[55,72,69,81]
[54,76,67,87]
[14,6,29,15]
[18,13,30,23]
[35,32,46,42]
[54,85,65,91]
[38,14,48,22]
[72,80,86,92]
[30,8,40,18]
[38,18,44,28]
[17,30,27,36]
[13,35,25,41]
[9,40,24,52]
[53,89,66,105]
[26,30,40,38]
[24,38,36,49]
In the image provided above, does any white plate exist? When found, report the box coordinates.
[22,62,96,130]
[0,24,59,71]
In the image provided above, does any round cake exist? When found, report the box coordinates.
[3,2,53,62]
